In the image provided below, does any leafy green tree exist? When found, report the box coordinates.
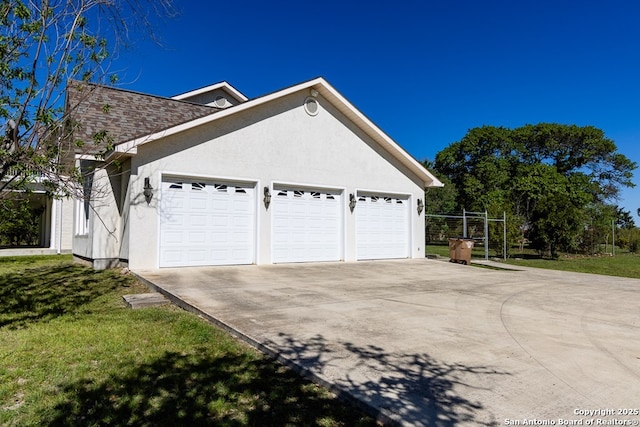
[607,207,637,251]
[422,161,459,244]
[0,197,43,245]
[616,207,635,230]
[422,160,458,214]
[0,0,174,199]
[434,123,637,256]
[624,227,640,253]
[434,126,517,214]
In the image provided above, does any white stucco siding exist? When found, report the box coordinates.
[73,164,124,268]
[59,196,73,251]
[118,161,132,263]
[126,91,425,269]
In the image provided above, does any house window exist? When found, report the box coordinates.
[76,200,89,236]
[75,198,89,236]
[75,173,92,236]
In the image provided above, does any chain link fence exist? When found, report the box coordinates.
[427,212,639,260]
[425,211,507,261]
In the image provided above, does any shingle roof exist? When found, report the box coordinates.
[65,80,219,151]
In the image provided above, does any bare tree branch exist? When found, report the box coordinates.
[1,0,175,201]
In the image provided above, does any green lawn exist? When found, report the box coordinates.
[0,255,378,426]
[502,252,640,279]
[427,241,640,279]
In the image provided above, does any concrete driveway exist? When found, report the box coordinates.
[135,259,640,426]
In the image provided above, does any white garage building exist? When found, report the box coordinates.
[67,77,442,269]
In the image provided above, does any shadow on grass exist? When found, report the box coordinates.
[0,262,133,329]
[267,334,508,426]
[508,253,548,260]
[45,349,378,427]
[44,332,507,426]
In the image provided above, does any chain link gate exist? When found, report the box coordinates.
[425,210,507,261]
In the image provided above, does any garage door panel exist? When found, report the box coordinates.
[162,249,183,265]
[190,199,207,211]
[272,188,343,263]
[160,178,256,267]
[187,231,206,243]
[163,230,184,244]
[212,199,229,211]
[190,214,208,226]
[231,202,250,213]
[356,194,409,260]
[232,213,252,225]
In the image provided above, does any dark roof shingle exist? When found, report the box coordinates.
[66,80,219,151]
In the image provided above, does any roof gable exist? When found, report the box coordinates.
[66,80,219,149]
[112,77,443,188]
[171,81,248,107]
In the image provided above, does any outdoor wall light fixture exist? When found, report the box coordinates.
[143,177,153,205]
[309,88,319,98]
[417,199,424,215]
[263,186,271,209]
[349,193,357,213]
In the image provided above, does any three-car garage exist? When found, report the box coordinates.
[158,176,412,268]
[70,78,443,270]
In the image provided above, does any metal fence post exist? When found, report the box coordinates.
[612,219,615,256]
[484,211,489,260]
[463,209,467,238]
[503,211,507,260]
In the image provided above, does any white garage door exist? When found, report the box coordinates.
[272,188,342,263]
[356,194,410,260]
[159,178,255,267]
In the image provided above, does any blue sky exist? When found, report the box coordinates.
[113,0,640,222]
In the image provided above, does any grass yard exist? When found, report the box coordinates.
[502,252,640,279]
[428,241,640,279]
[0,255,378,426]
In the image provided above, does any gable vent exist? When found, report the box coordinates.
[304,97,319,116]
[214,96,229,108]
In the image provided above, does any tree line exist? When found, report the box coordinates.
[425,123,637,258]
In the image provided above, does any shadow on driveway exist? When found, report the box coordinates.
[266,333,508,426]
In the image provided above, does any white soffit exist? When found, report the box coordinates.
[116,78,443,188]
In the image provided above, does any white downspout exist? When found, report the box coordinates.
[57,197,62,254]
[50,198,57,250]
